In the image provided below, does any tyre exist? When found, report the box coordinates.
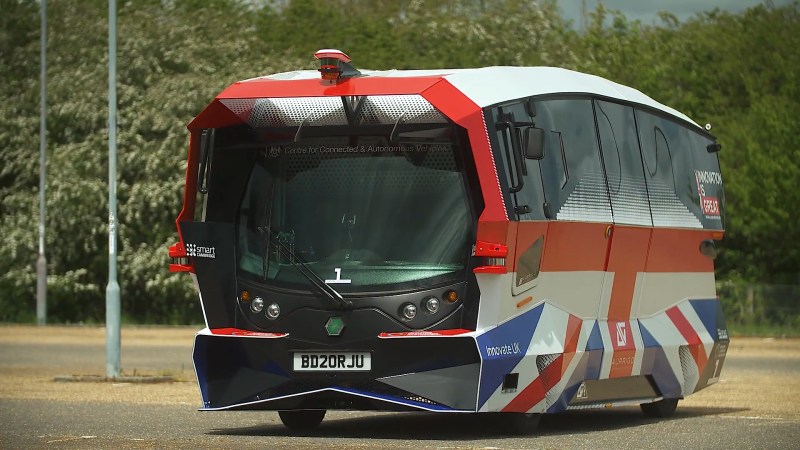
[505,413,541,435]
[278,409,326,429]
[640,398,679,418]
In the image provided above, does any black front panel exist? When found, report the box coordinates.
[194,333,480,410]
[180,221,237,329]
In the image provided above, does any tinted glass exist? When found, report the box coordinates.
[635,110,723,229]
[595,100,652,226]
[489,103,547,220]
[636,110,697,228]
[535,98,612,223]
[674,128,725,229]
[237,136,473,293]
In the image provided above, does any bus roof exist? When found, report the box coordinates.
[247,66,700,129]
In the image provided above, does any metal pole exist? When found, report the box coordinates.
[36,0,47,326]
[106,0,121,379]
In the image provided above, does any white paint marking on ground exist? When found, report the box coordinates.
[719,415,795,422]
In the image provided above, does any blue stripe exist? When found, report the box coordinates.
[639,322,660,348]
[586,320,603,351]
[476,304,544,408]
[690,298,723,340]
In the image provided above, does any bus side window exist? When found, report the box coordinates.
[669,125,725,230]
[595,100,652,226]
[635,110,703,228]
[536,98,611,223]
[488,103,547,220]
[689,131,724,229]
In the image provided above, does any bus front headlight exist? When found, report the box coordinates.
[250,297,265,313]
[266,303,281,320]
[424,297,440,314]
[401,303,417,320]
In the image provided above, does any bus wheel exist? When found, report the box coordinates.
[640,398,679,418]
[506,413,541,435]
[278,410,326,429]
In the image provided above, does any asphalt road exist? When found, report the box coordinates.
[1,326,798,449]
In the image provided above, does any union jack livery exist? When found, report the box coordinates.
[170,49,728,433]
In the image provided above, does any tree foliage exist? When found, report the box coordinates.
[1,0,798,323]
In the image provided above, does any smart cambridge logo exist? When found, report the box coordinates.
[186,243,216,259]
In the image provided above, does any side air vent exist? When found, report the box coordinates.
[536,353,560,408]
[679,345,699,395]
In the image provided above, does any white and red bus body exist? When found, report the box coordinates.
[170,56,728,429]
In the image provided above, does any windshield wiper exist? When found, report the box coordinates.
[258,226,352,309]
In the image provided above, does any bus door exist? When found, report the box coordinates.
[488,100,549,299]
[489,98,615,320]
[594,99,654,378]
[526,98,613,319]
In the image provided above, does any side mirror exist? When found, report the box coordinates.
[523,127,544,160]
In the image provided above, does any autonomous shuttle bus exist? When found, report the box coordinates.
[169,49,729,432]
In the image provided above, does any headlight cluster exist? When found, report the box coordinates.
[242,289,460,324]
[242,290,281,320]
[399,290,459,322]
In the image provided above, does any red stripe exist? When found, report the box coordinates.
[608,349,636,378]
[646,229,716,273]
[666,306,708,371]
[533,223,717,274]
[565,315,582,354]
[540,222,609,272]
[502,316,582,413]
[606,227,651,321]
[561,315,583,376]
[502,354,563,413]
[607,270,638,321]
[666,307,701,346]
[378,329,471,338]
[218,76,444,99]
[607,320,636,378]
[210,328,287,338]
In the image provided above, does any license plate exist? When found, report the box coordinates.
[293,352,371,371]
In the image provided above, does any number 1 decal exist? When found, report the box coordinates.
[325,267,351,284]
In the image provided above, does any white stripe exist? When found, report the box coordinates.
[529,304,570,355]
[636,273,717,317]
[598,322,613,379]
[630,320,645,375]
[639,311,688,387]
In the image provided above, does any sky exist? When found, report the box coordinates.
[558,0,793,26]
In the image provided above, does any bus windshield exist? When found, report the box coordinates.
[236,135,473,295]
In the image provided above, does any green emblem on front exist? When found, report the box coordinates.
[325,316,345,336]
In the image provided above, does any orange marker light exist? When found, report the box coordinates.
[241,290,251,302]
[444,290,459,303]
[516,296,533,308]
